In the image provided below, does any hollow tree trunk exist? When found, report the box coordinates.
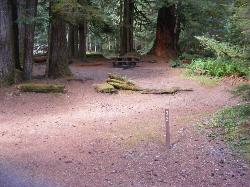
[47,3,71,78]
[0,0,15,85]
[150,5,179,58]
[120,0,134,55]
[79,20,87,61]
[23,0,38,80]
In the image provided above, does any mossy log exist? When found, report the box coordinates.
[108,81,142,91]
[108,73,134,84]
[94,83,117,93]
[106,78,135,86]
[96,73,193,94]
[18,83,65,93]
[141,87,193,94]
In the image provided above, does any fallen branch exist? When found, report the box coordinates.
[141,87,193,94]
[18,83,65,93]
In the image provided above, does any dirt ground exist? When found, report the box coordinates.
[0,59,249,187]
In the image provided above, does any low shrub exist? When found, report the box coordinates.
[187,58,250,77]
[169,59,182,68]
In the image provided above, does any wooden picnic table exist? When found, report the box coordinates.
[111,56,141,68]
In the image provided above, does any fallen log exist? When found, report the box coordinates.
[141,87,193,94]
[106,78,135,86]
[108,81,142,91]
[18,83,65,93]
[108,73,134,84]
[95,73,194,95]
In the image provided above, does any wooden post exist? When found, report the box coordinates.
[165,109,171,149]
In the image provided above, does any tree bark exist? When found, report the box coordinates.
[47,3,71,78]
[74,26,79,58]
[79,20,87,61]
[0,0,15,85]
[23,0,38,80]
[120,0,134,55]
[11,0,22,70]
[68,25,75,58]
[17,0,26,68]
[150,5,179,58]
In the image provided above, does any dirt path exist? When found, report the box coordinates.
[0,61,249,187]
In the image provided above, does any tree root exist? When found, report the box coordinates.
[17,83,65,93]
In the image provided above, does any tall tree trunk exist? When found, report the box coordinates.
[119,0,123,54]
[120,0,134,55]
[68,25,75,58]
[79,20,87,61]
[0,0,15,85]
[74,26,79,58]
[149,5,179,58]
[11,0,21,70]
[23,0,38,80]
[47,3,71,78]
[18,0,26,68]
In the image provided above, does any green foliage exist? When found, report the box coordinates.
[169,59,182,68]
[188,58,250,77]
[179,52,201,61]
[183,71,220,87]
[35,0,50,46]
[211,104,250,161]
[195,36,250,59]
[231,84,250,102]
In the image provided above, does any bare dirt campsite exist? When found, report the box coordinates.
[0,58,249,187]
[1,0,250,186]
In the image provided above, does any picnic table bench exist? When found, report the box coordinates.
[111,56,141,68]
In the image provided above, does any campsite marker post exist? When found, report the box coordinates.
[165,109,171,149]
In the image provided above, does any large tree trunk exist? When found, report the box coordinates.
[79,20,87,61]
[0,0,15,85]
[23,0,38,80]
[120,0,134,55]
[11,0,22,70]
[17,0,26,68]
[47,4,71,78]
[150,5,179,58]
